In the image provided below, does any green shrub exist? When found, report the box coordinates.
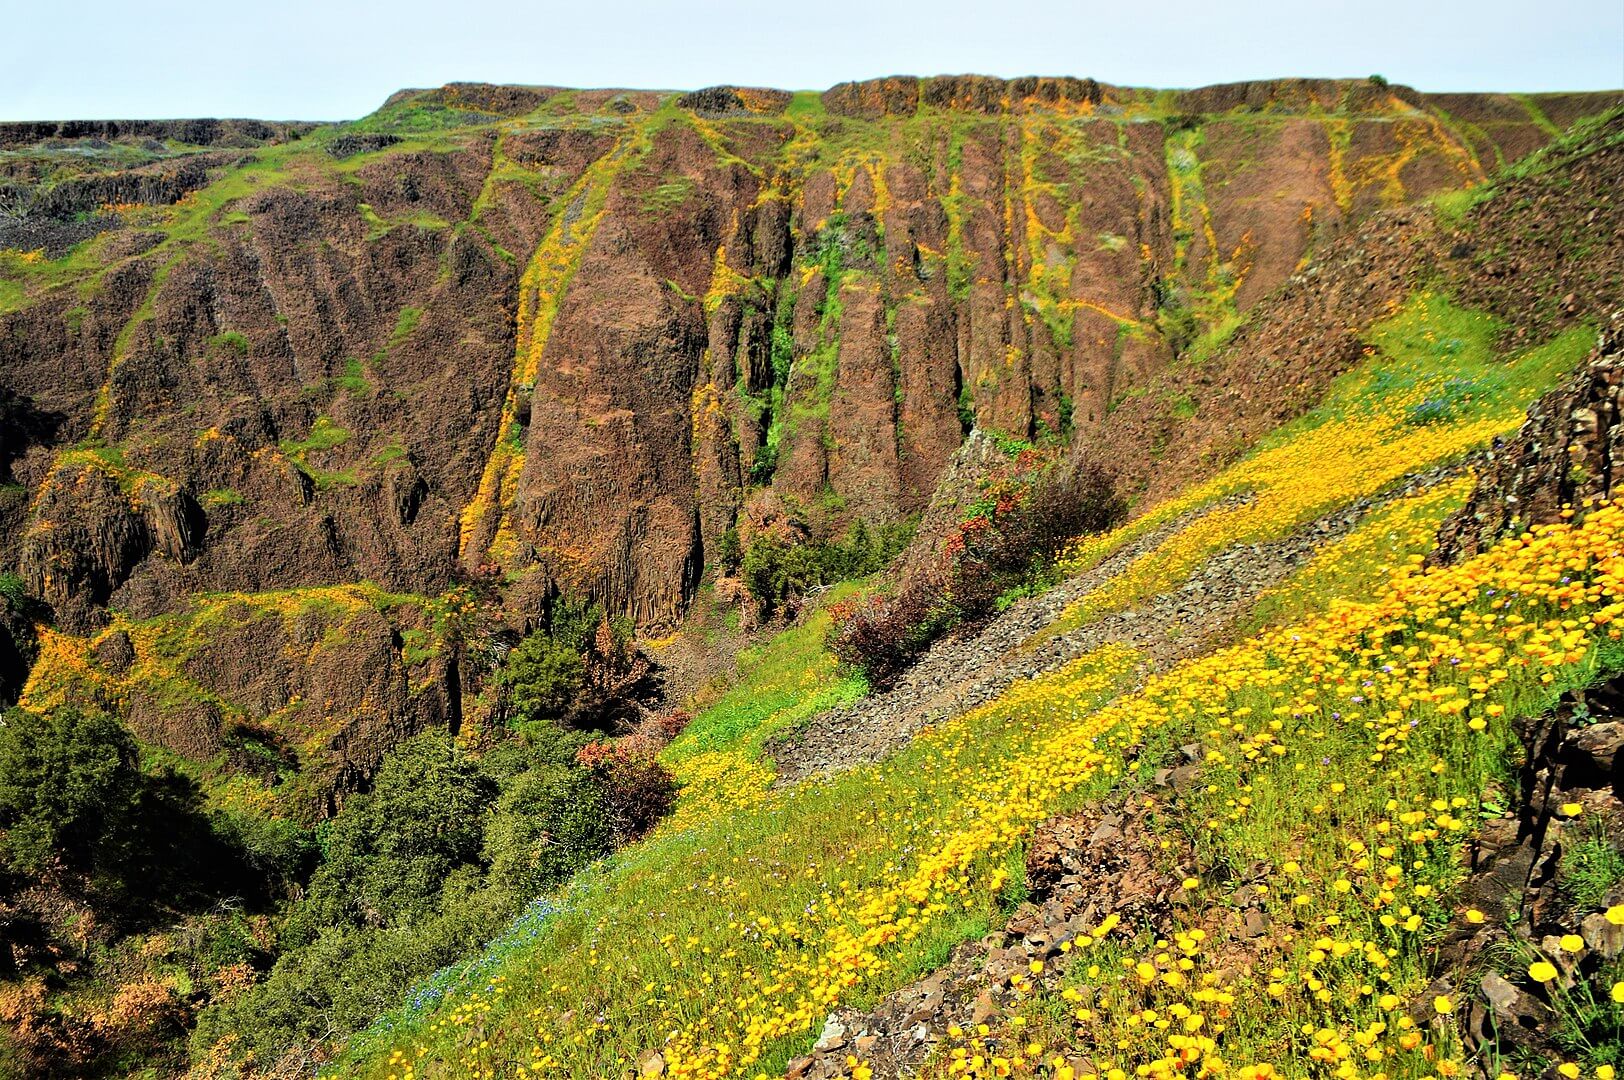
[546,595,605,654]
[285,732,497,945]
[483,765,610,897]
[194,722,640,1064]
[742,534,823,615]
[500,634,586,724]
[196,879,516,1060]
[209,809,314,891]
[716,526,742,574]
[508,716,595,766]
[740,519,914,616]
[0,571,25,611]
[0,706,147,879]
[208,330,249,356]
[0,706,245,916]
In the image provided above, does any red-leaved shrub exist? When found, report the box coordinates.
[575,741,678,843]
[831,459,1123,688]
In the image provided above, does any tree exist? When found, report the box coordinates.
[0,707,231,914]
[500,633,585,724]
[284,732,497,944]
[0,707,147,880]
[483,765,610,897]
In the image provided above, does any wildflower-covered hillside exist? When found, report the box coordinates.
[2,93,1622,1080]
[318,130,1624,1076]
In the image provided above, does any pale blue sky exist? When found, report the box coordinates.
[5,0,1621,120]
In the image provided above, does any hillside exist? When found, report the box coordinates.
[324,108,1624,1079]
[3,76,1618,809]
[1,78,1623,1079]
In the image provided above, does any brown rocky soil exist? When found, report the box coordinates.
[1435,316,1623,562]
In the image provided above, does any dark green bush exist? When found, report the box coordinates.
[208,809,314,898]
[198,723,629,1063]
[483,765,611,897]
[284,733,497,945]
[0,708,226,912]
[196,878,517,1060]
[716,526,742,574]
[0,707,143,878]
[0,572,25,612]
[741,519,914,616]
[546,595,605,653]
[505,716,594,767]
[500,634,585,723]
[742,534,822,615]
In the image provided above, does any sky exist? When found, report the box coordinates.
[4,0,1622,121]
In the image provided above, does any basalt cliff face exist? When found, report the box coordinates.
[1,76,1619,809]
[5,78,1615,628]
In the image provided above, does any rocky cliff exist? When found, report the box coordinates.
[1,77,1619,811]
[4,78,1615,631]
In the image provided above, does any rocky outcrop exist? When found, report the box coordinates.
[676,86,792,116]
[822,74,1106,118]
[325,133,401,159]
[9,150,241,218]
[0,118,316,150]
[1436,318,1623,562]
[1173,77,1422,114]
[0,151,256,256]
[24,586,463,821]
[1428,676,1624,1067]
